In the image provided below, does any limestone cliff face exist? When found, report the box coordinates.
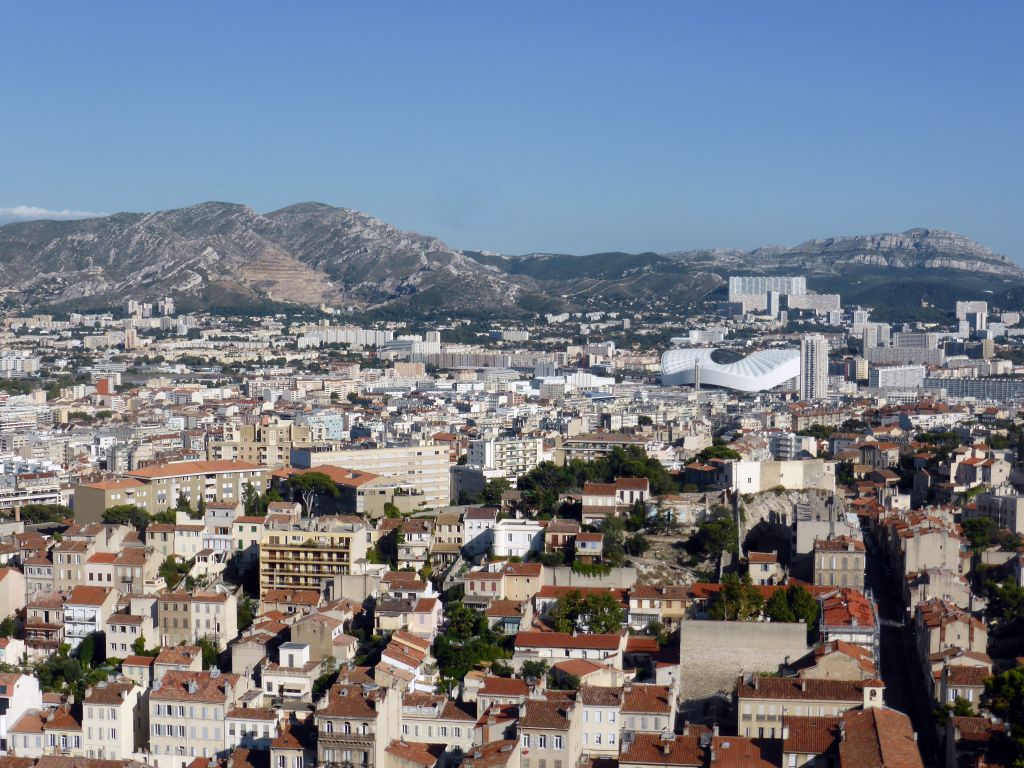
[0,204,1018,315]
[762,228,1020,276]
[0,201,532,313]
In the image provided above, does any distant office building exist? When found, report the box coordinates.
[864,347,945,366]
[728,275,807,300]
[922,377,1024,401]
[787,293,841,315]
[956,301,988,322]
[894,332,941,349]
[800,335,829,401]
[868,364,926,390]
[966,311,988,332]
[861,323,891,349]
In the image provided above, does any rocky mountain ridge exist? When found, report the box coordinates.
[0,202,1018,316]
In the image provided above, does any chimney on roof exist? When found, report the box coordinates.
[712,723,719,737]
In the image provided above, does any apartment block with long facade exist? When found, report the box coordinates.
[734,674,883,739]
[292,443,451,509]
[74,460,269,522]
[259,516,370,596]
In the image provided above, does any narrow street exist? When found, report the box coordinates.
[863,527,941,768]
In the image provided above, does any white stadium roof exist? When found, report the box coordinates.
[660,347,800,391]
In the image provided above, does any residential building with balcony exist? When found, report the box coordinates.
[64,585,118,651]
[292,443,451,509]
[314,681,402,768]
[467,437,544,482]
[225,706,279,752]
[259,516,370,596]
[24,592,64,659]
[74,460,269,523]
[261,642,320,704]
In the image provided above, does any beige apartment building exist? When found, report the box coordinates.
[292,444,451,508]
[74,460,268,522]
[519,696,583,768]
[259,517,370,596]
[813,536,866,589]
[208,421,314,467]
[315,681,402,768]
[734,675,882,738]
[149,669,244,768]
[156,590,238,651]
[82,680,146,760]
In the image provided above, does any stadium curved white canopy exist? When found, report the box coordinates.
[660,347,800,391]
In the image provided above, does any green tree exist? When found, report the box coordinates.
[697,445,742,462]
[963,517,997,552]
[445,601,487,641]
[383,502,401,519]
[984,667,1024,765]
[764,589,795,622]
[242,483,260,516]
[686,505,738,561]
[549,590,624,634]
[175,492,192,513]
[983,578,1024,644]
[76,632,104,669]
[197,637,219,670]
[521,659,549,680]
[101,504,152,533]
[288,471,340,515]
[764,584,818,628]
[709,574,764,621]
[796,424,834,441]
[237,596,256,632]
[158,556,191,589]
[624,532,650,557]
[481,478,512,507]
[0,616,16,637]
[19,504,73,524]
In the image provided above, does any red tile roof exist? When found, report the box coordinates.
[838,707,923,768]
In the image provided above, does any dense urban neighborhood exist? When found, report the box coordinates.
[0,276,1022,768]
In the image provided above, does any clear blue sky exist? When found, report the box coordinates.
[2,2,1022,257]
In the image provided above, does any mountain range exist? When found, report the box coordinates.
[0,202,1019,320]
